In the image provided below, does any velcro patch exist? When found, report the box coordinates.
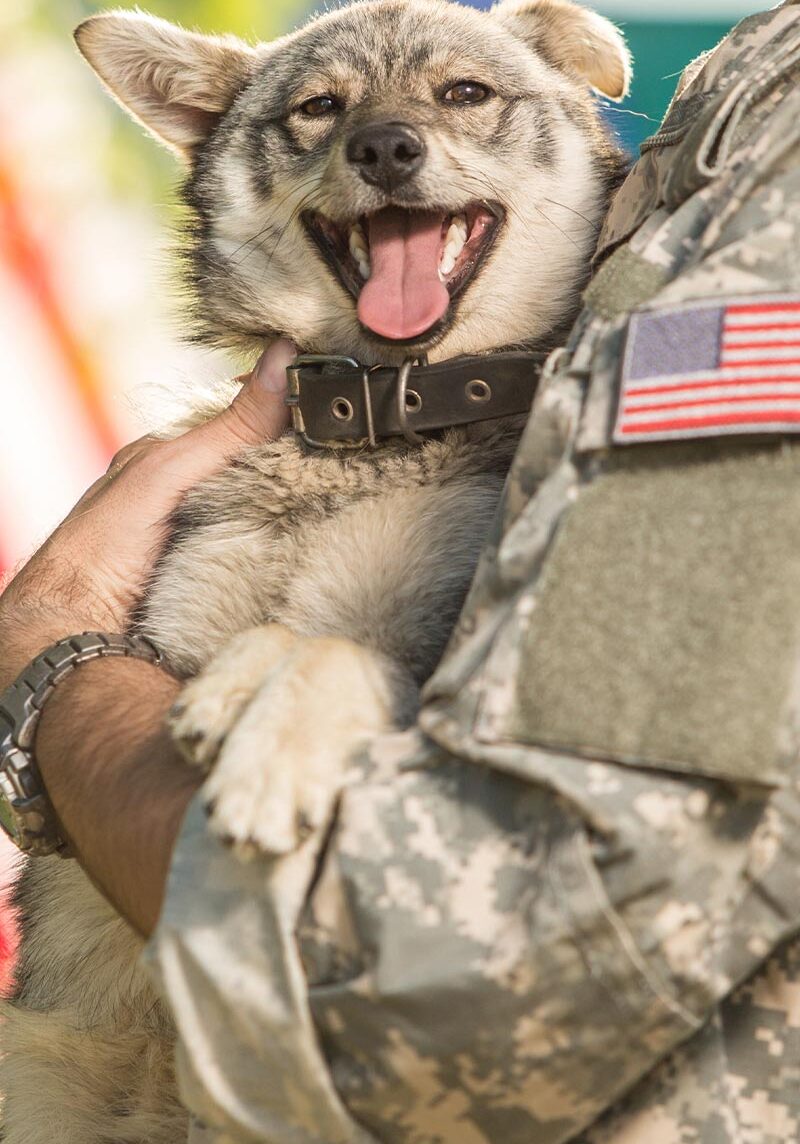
[614,295,800,444]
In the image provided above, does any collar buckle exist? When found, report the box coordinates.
[286,353,427,449]
[286,354,367,450]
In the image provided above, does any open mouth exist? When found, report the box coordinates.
[302,202,504,343]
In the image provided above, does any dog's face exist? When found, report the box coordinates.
[76,0,629,366]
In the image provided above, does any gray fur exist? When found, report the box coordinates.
[3,2,628,1140]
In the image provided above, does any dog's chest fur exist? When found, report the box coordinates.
[140,424,519,686]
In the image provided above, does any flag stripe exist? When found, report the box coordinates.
[618,410,800,436]
[626,370,800,396]
[720,356,800,368]
[625,382,800,409]
[721,336,800,348]
[727,302,800,315]
[723,319,800,332]
[627,400,800,423]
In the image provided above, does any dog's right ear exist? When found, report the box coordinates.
[74,11,259,157]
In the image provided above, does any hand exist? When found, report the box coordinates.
[0,340,295,691]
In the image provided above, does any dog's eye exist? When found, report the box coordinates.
[298,94,341,117]
[442,81,491,105]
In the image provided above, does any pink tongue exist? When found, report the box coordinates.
[357,208,449,340]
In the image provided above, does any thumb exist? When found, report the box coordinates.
[186,338,295,460]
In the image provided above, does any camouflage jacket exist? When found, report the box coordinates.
[146,4,800,1142]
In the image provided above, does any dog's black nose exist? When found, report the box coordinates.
[346,122,425,190]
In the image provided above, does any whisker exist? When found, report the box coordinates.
[227,176,323,264]
[253,186,323,280]
[531,202,582,249]
[458,167,546,253]
[542,197,597,227]
[600,105,658,123]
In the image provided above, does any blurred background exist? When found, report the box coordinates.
[0,0,768,577]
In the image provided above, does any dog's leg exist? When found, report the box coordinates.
[201,635,417,855]
[169,623,299,770]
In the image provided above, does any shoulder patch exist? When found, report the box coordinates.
[614,295,800,443]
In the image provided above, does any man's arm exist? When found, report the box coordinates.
[0,339,295,935]
[36,660,195,936]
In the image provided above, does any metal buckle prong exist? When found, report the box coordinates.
[286,354,364,449]
[362,368,377,449]
[396,357,426,445]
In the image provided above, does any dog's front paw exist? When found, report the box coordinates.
[168,624,299,771]
[202,637,396,856]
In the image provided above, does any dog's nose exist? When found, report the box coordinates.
[346,122,425,190]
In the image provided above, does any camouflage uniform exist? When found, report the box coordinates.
[145,3,800,1141]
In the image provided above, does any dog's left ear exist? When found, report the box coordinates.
[493,0,631,101]
[75,11,259,156]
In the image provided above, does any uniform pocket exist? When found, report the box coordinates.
[481,438,800,788]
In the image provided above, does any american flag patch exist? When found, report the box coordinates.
[614,296,800,444]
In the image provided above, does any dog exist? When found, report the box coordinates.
[1,2,629,1139]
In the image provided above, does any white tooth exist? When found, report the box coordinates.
[439,250,456,277]
[453,213,468,238]
[349,227,368,260]
[448,233,465,257]
[349,224,371,279]
[444,225,467,262]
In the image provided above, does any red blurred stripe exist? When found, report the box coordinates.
[0,160,120,459]
[0,153,123,578]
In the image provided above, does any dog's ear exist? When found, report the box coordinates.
[493,0,631,101]
[74,11,259,156]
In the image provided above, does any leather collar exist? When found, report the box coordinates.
[285,351,545,449]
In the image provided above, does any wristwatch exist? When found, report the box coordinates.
[0,632,162,857]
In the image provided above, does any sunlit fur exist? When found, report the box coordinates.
[3,3,629,1140]
[185,0,626,363]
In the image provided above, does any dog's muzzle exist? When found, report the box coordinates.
[285,351,546,449]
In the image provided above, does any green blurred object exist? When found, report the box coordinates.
[74,0,304,38]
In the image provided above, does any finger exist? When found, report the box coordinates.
[106,435,159,476]
[186,339,296,461]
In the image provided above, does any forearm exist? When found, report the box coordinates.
[34,657,200,937]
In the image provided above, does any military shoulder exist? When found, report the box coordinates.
[595,1,800,259]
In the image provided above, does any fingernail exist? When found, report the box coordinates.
[254,339,297,394]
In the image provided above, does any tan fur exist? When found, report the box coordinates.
[74,12,260,153]
[1,862,186,1142]
[496,0,632,100]
[3,3,630,1140]
[196,628,403,853]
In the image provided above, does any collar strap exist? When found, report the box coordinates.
[285,352,545,449]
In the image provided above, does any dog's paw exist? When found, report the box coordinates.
[202,637,396,856]
[168,624,299,771]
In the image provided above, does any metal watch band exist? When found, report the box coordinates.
[0,632,162,857]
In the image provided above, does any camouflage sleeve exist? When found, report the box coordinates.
[144,8,800,1144]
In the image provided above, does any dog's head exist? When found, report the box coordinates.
[76,0,629,365]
